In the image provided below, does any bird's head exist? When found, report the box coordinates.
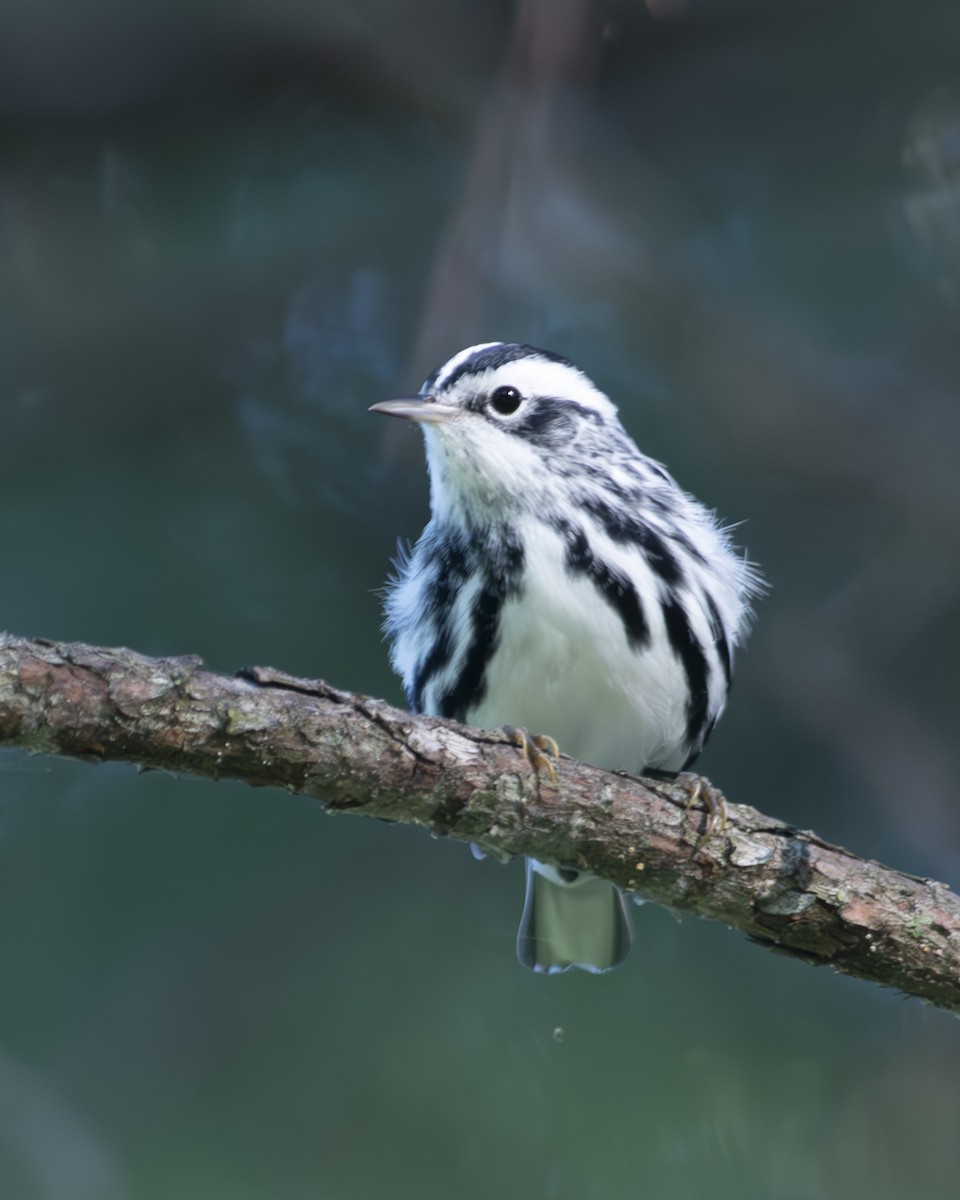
[370,342,626,523]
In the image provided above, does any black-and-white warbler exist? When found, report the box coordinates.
[372,342,760,974]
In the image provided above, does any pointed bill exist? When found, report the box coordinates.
[369,397,459,424]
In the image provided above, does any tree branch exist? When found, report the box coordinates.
[1,632,957,1011]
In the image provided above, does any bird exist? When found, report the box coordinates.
[370,342,760,974]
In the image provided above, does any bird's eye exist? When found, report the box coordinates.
[489,385,523,415]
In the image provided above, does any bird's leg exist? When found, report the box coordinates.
[685,776,727,849]
[502,725,559,785]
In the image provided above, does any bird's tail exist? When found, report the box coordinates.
[516,859,632,974]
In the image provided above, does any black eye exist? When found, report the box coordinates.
[489,385,522,415]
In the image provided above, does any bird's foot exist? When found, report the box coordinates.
[502,725,559,785]
[684,776,727,850]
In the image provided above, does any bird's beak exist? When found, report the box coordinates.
[368,395,458,424]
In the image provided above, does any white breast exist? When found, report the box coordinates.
[466,518,692,774]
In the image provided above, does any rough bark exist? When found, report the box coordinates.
[1,633,958,1013]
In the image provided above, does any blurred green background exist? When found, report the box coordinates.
[2,0,960,1196]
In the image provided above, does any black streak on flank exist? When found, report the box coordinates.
[438,528,526,721]
[408,530,469,714]
[582,497,685,588]
[564,528,649,650]
[705,592,732,688]
[661,595,710,753]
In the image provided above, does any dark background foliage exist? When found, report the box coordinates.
[2,1,959,1196]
